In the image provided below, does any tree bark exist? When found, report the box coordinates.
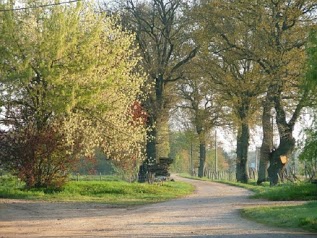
[267,134,295,186]
[236,122,249,183]
[257,97,273,185]
[156,110,170,159]
[198,142,206,178]
[146,116,157,164]
[268,92,298,186]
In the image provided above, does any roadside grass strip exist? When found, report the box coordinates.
[241,201,317,232]
[0,175,194,205]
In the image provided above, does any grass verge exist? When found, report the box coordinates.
[215,180,317,201]
[0,175,194,205]
[241,201,317,232]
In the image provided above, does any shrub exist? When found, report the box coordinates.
[0,125,79,189]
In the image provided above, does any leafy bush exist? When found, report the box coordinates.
[0,126,78,189]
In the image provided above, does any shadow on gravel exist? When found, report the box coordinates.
[0,194,251,222]
[0,201,129,221]
[170,235,316,238]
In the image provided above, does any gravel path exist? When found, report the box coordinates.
[0,176,316,238]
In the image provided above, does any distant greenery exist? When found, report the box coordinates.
[69,174,123,182]
[0,174,194,205]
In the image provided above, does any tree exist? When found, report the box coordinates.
[169,130,197,173]
[298,127,317,180]
[250,0,316,185]
[191,1,265,183]
[169,107,198,174]
[0,1,147,188]
[223,60,264,183]
[193,0,317,185]
[177,72,219,177]
[297,31,317,181]
[117,0,198,164]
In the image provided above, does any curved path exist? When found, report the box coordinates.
[0,176,316,237]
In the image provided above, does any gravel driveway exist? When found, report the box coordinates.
[0,176,316,237]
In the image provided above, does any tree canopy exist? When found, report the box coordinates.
[0,0,147,187]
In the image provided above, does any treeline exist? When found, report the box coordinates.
[1,0,317,188]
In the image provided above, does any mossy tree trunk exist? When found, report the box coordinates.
[236,122,250,183]
[257,97,273,185]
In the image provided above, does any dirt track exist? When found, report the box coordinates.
[0,176,316,238]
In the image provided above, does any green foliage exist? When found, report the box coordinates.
[242,201,317,232]
[0,174,25,189]
[169,130,197,173]
[69,174,122,182]
[298,126,317,179]
[0,1,147,188]
[306,30,317,86]
[299,129,317,162]
[75,149,116,176]
[0,175,194,205]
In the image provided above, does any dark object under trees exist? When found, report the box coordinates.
[267,146,292,186]
[138,157,173,183]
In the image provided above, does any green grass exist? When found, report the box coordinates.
[69,174,123,181]
[0,175,194,205]
[242,201,317,232]
[215,180,317,201]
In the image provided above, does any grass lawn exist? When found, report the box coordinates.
[235,181,317,232]
[0,175,194,205]
[242,201,317,232]
[216,180,317,201]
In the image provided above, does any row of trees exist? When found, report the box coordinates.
[1,0,317,188]
[191,0,317,185]
[108,0,317,185]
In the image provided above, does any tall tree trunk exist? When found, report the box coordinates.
[257,98,273,185]
[146,116,157,164]
[154,74,171,160]
[268,93,298,186]
[156,111,170,159]
[267,133,295,185]
[138,115,157,182]
[236,122,249,183]
[198,142,206,178]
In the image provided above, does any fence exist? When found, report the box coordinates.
[204,170,236,181]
